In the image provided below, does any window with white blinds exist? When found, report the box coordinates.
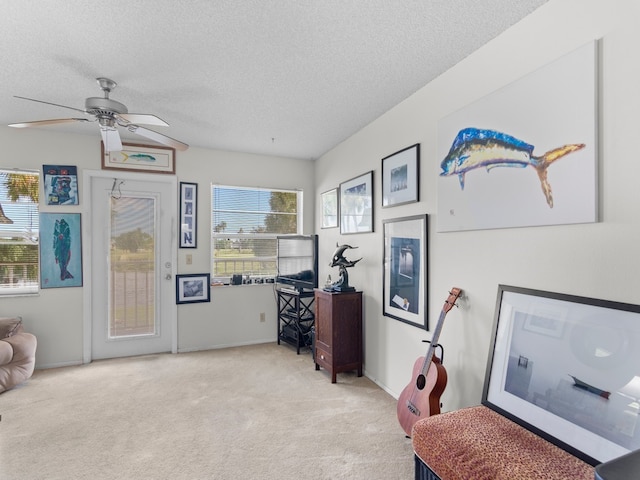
[211,184,300,280]
[0,169,39,295]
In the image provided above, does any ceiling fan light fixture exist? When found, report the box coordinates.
[98,117,116,128]
[9,77,188,151]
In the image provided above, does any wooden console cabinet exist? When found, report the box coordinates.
[313,289,363,383]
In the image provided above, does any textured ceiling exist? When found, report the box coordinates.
[1,1,548,160]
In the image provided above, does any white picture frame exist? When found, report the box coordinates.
[339,171,373,234]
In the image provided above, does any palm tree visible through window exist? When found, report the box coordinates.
[211,185,300,280]
[0,170,40,295]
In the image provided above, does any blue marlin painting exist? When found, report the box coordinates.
[440,128,585,208]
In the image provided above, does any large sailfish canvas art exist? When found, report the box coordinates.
[437,41,597,232]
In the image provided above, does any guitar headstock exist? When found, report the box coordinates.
[443,287,462,313]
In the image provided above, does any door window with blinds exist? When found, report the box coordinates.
[0,169,39,295]
[211,185,301,282]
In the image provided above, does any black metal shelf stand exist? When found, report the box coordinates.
[276,288,315,354]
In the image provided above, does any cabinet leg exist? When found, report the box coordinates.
[315,363,319,371]
[331,372,337,383]
[358,366,363,377]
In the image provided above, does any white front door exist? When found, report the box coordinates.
[86,172,176,360]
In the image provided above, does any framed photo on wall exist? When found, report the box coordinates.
[179,182,197,248]
[381,144,420,207]
[42,165,79,205]
[102,142,176,174]
[382,214,428,329]
[340,170,374,234]
[39,212,83,288]
[176,273,210,304]
[321,188,339,229]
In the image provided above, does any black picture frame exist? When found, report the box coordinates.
[179,182,197,248]
[483,284,640,465]
[42,165,79,205]
[381,143,420,207]
[382,214,428,329]
[176,273,210,304]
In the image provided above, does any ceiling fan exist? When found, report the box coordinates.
[8,77,189,152]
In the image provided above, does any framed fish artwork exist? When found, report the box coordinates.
[437,40,598,232]
[39,212,83,288]
[101,142,176,174]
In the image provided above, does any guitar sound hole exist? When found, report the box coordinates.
[416,374,426,390]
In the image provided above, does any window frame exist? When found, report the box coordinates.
[0,168,40,296]
[210,184,302,283]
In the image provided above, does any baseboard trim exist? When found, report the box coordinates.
[178,339,275,353]
[36,360,84,370]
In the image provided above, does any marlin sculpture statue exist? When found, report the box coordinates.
[440,127,585,208]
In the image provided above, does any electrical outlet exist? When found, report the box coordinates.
[259,312,266,322]
[186,254,192,265]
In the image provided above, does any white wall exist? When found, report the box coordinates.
[0,127,315,367]
[314,0,640,411]
[174,146,315,352]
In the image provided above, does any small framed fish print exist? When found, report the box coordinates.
[101,142,176,174]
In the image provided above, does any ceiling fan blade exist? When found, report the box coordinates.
[9,118,91,128]
[14,96,86,114]
[127,125,189,151]
[116,113,169,127]
[100,127,123,152]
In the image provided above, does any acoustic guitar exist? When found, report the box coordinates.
[397,287,462,437]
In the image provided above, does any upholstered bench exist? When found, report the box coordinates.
[412,405,594,480]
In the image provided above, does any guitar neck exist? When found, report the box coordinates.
[421,311,446,371]
[420,288,461,373]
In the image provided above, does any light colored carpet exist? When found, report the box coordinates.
[0,343,414,479]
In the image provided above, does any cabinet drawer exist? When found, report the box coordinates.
[315,338,331,354]
[315,347,332,367]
